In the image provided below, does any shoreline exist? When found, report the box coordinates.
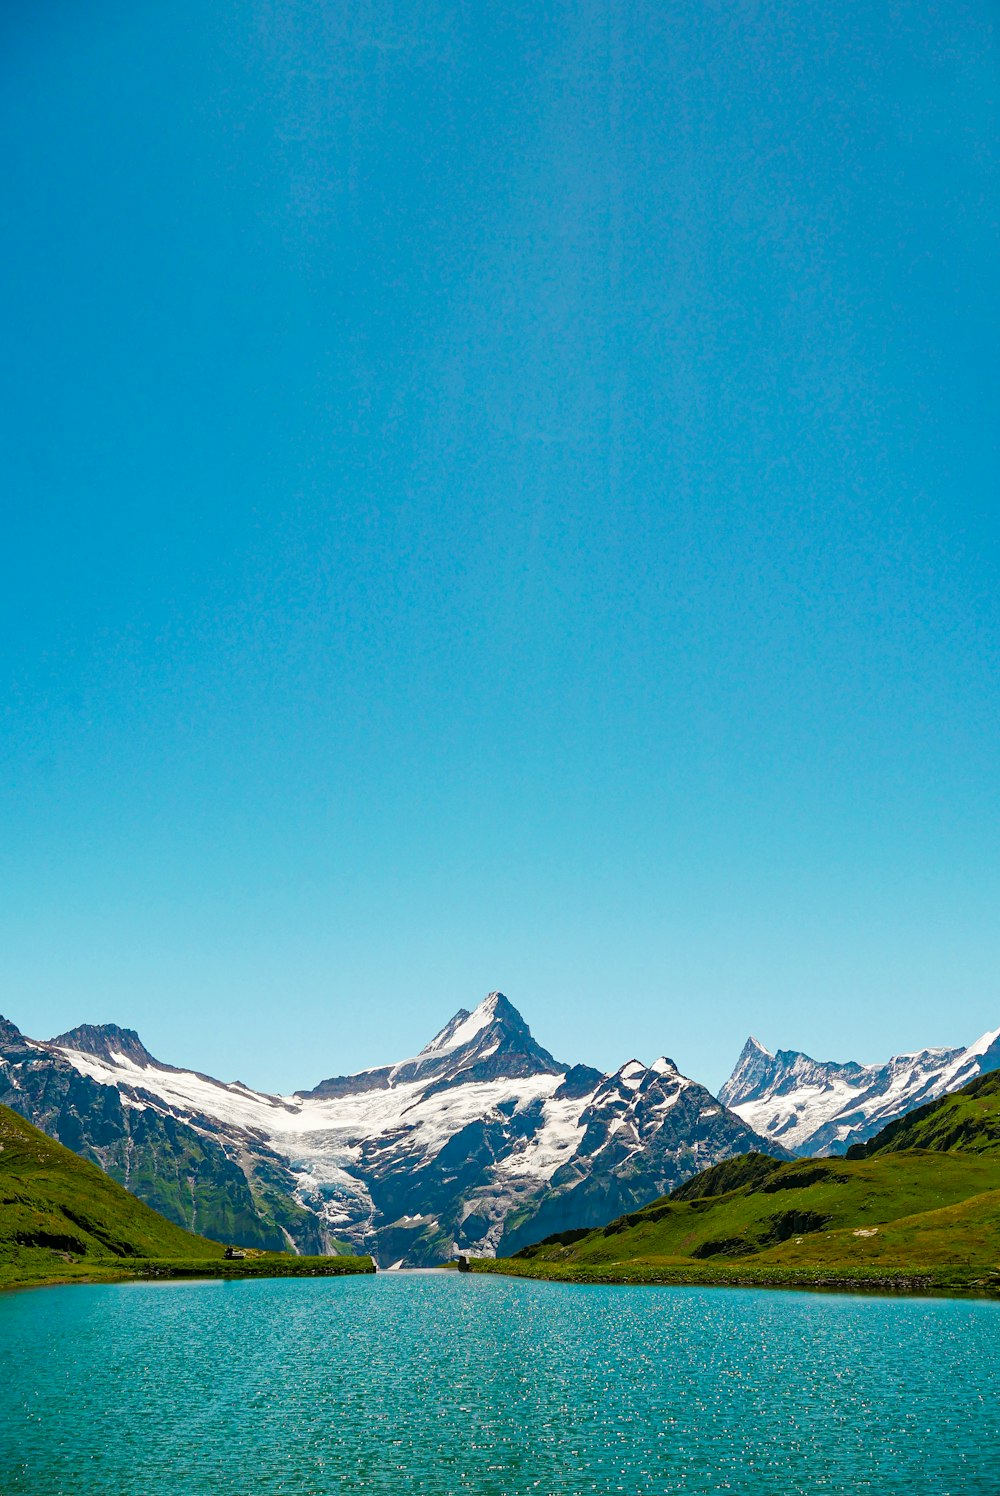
[469,1256,1000,1302]
[0,1254,376,1295]
[5,1256,998,1303]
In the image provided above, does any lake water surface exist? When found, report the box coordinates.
[1,1273,998,1494]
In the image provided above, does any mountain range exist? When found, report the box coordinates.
[3,992,997,1266]
[0,992,777,1266]
[0,1100,371,1290]
[720,1025,1000,1155]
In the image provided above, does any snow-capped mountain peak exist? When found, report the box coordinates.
[301,992,563,1101]
[418,991,519,1057]
[419,1006,478,1056]
[394,990,562,1088]
[1,996,780,1267]
[721,1022,1000,1156]
[617,1059,646,1086]
[963,1025,1000,1063]
[49,1023,162,1071]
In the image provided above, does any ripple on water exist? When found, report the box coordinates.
[1,1274,998,1495]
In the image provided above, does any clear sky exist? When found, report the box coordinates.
[1,0,997,1095]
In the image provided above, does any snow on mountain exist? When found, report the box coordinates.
[50,1023,161,1070]
[298,992,561,1101]
[418,1000,497,1058]
[19,995,999,1259]
[1,993,780,1266]
[720,1025,1000,1156]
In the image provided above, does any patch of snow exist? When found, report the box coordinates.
[417,994,499,1059]
[492,1092,592,1182]
[617,1061,646,1088]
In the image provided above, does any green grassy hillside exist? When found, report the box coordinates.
[847,1069,1000,1157]
[0,1103,372,1289]
[475,1072,1000,1296]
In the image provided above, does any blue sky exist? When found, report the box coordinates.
[1,0,997,1094]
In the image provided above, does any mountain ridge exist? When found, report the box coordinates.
[298,991,563,1100]
[1,992,782,1267]
[720,1024,1000,1155]
[50,1022,163,1070]
[0,1101,373,1289]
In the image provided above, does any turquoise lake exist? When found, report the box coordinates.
[1,1273,998,1494]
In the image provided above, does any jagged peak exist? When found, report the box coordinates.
[483,991,521,1022]
[606,1058,650,1092]
[302,992,560,1099]
[50,1022,159,1070]
[606,1055,689,1085]
[465,990,526,1033]
[719,1034,787,1107]
[418,992,529,1058]
[419,1007,474,1056]
[742,1035,773,1059]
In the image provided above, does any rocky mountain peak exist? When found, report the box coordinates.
[49,1023,160,1070]
[301,992,565,1101]
[0,1013,26,1048]
[402,991,563,1090]
[719,1022,1000,1157]
[483,990,525,1026]
[718,1035,784,1107]
[419,992,528,1055]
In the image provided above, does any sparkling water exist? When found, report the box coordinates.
[2,1272,998,1494]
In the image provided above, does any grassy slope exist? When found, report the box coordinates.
[847,1069,1000,1157]
[474,1075,1000,1295]
[0,1103,372,1289]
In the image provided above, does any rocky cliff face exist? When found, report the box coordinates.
[1,993,782,1266]
[720,1026,1000,1155]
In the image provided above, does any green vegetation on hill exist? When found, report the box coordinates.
[0,1104,373,1290]
[847,1069,1000,1158]
[474,1072,1000,1297]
